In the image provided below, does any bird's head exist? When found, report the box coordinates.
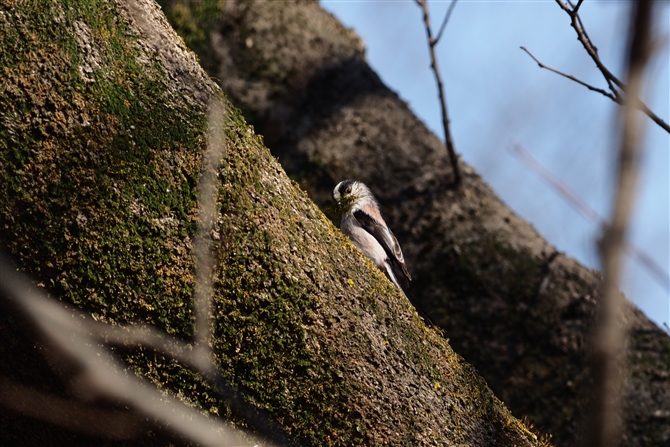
[332,179,376,214]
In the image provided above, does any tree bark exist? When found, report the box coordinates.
[155,0,670,446]
[0,0,549,446]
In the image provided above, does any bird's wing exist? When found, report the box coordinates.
[353,209,432,327]
[353,209,411,281]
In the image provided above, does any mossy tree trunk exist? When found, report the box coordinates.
[154,1,670,446]
[1,0,549,446]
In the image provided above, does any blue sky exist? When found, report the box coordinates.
[321,0,670,329]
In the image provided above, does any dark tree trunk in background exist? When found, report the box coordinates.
[156,1,670,446]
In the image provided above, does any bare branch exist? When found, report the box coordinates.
[636,100,670,134]
[555,0,625,93]
[0,250,299,446]
[88,322,210,371]
[550,0,670,134]
[415,0,462,186]
[80,310,296,446]
[566,0,585,15]
[434,0,459,46]
[520,46,619,102]
[510,144,669,292]
[591,2,656,446]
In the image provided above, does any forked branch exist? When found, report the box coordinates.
[0,101,295,447]
[522,0,669,134]
[415,0,462,186]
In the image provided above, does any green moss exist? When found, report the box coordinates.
[0,3,361,443]
[159,0,225,69]
[203,129,359,444]
[413,235,582,443]
[0,2,550,446]
[0,0,205,335]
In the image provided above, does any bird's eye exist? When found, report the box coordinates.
[345,186,352,194]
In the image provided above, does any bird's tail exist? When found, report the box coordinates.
[401,288,434,327]
[385,263,434,327]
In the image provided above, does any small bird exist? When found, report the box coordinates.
[332,179,433,326]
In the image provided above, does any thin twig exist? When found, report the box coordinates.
[415,0,462,186]
[555,0,625,93]
[591,2,655,447]
[550,0,669,134]
[636,101,670,134]
[1,266,295,445]
[434,0,459,45]
[199,102,298,446]
[520,46,618,101]
[510,144,669,292]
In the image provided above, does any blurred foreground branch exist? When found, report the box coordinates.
[415,0,462,186]
[0,377,143,440]
[0,101,293,447]
[591,1,655,446]
[0,252,243,446]
[509,144,669,292]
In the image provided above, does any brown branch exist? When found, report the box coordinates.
[571,0,585,14]
[415,0,462,187]
[0,249,297,447]
[510,144,603,223]
[552,0,669,134]
[555,0,625,94]
[521,42,670,137]
[591,2,655,447]
[636,100,670,134]
[520,46,619,101]
[510,143,669,292]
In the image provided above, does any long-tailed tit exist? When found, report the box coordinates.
[333,179,433,326]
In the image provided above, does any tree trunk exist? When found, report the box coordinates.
[155,0,670,446]
[0,0,549,446]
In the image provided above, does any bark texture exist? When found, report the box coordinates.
[155,0,670,446]
[0,0,548,446]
